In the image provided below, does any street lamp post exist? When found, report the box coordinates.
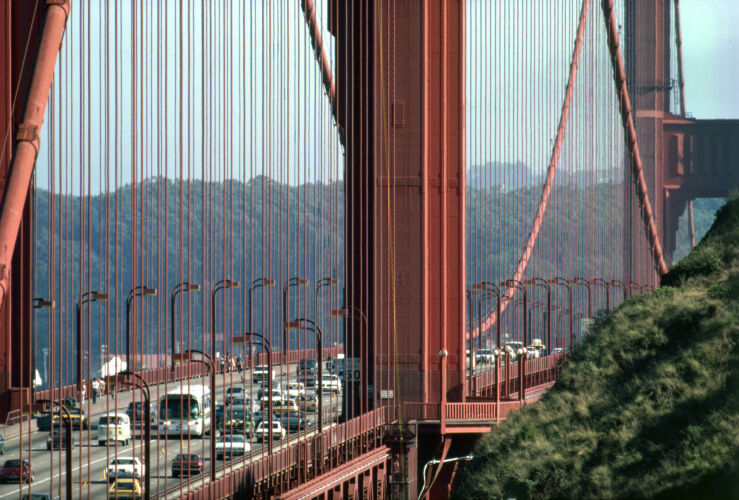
[571,277,592,318]
[170,282,200,374]
[282,277,309,362]
[211,279,239,372]
[247,278,275,369]
[173,349,217,478]
[548,278,573,350]
[236,333,273,452]
[465,289,476,380]
[501,280,527,345]
[116,371,151,500]
[33,297,54,395]
[76,291,108,394]
[474,282,502,355]
[590,278,609,311]
[331,306,368,414]
[36,399,73,500]
[523,278,551,354]
[126,286,157,372]
[285,318,323,432]
[608,279,628,305]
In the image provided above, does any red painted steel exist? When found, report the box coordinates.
[601,0,668,275]
[0,0,69,310]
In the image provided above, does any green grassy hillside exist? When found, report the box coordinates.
[452,196,739,499]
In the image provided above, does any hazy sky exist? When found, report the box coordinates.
[33,0,739,192]
[680,0,739,118]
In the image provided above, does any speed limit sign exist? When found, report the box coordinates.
[345,357,361,383]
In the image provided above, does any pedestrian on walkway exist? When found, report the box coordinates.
[91,379,99,404]
[81,381,87,405]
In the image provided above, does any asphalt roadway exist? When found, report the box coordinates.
[0,363,344,499]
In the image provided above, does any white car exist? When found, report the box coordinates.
[475,348,496,365]
[254,421,287,442]
[214,434,251,460]
[106,457,145,483]
[287,382,305,399]
[320,374,342,394]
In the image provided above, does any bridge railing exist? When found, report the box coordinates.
[159,407,387,499]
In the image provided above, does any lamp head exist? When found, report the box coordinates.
[331,308,349,318]
[263,279,276,286]
[143,287,158,296]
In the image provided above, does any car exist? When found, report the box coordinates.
[97,412,132,446]
[215,434,251,460]
[0,459,33,483]
[126,401,155,425]
[297,358,317,376]
[252,410,278,426]
[46,427,78,450]
[22,494,53,500]
[273,399,299,414]
[224,387,245,405]
[259,388,285,406]
[287,382,306,399]
[298,392,318,412]
[52,407,88,429]
[553,347,567,355]
[215,403,225,427]
[106,457,145,483]
[475,348,496,365]
[219,407,254,437]
[252,365,274,384]
[254,421,287,442]
[279,411,309,432]
[108,478,143,499]
[171,453,205,477]
[320,374,342,394]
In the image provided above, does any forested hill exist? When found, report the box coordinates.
[452,196,739,499]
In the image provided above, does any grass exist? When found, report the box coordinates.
[452,196,739,499]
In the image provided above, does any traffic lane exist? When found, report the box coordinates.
[0,404,337,499]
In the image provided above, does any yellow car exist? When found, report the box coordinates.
[52,407,88,429]
[272,399,299,413]
[109,478,143,499]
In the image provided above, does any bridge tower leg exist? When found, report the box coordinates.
[0,0,45,419]
[624,0,672,280]
[332,0,465,497]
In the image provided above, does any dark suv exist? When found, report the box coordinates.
[297,358,317,376]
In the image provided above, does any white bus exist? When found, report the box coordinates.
[158,384,211,437]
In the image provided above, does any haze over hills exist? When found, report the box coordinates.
[31,177,721,387]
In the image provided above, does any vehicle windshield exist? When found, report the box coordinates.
[3,460,21,468]
[223,408,249,420]
[113,458,135,465]
[160,395,201,420]
[220,435,244,443]
[99,416,125,425]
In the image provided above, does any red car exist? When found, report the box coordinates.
[171,453,204,477]
[0,459,34,483]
